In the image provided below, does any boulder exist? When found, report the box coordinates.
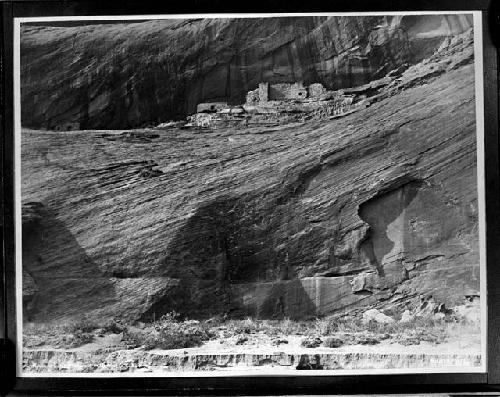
[400,310,414,323]
[362,309,395,324]
[301,337,323,348]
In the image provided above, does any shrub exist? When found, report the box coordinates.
[70,330,95,348]
[323,337,343,348]
[235,335,248,345]
[335,316,366,333]
[122,328,158,350]
[272,338,289,346]
[63,316,99,334]
[100,319,126,334]
[230,317,259,335]
[278,318,302,335]
[301,337,322,348]
[314,317,338,335]
[357,336,380,345]
[154,323,212,350]
[394,329,446,346]
[122,312,216,350]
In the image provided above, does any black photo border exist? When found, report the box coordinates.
[1,0,499,394]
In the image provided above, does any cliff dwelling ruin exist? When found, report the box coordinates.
[187,81,366,129]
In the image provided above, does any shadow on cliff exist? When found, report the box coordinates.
[358,180,422,276]
[22,202,116,322]
[256,279,318,320]
[145,195,244,319]
[148,191,317,320]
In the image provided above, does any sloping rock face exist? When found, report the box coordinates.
[20,14,472,130]
[21,30,480,322]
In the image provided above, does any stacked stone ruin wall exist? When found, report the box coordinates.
[268,83,307,101]
[191,82,363,128]
[311,97,355,118]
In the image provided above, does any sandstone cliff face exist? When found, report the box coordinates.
[20,14,472,130]
[21,30,480,322]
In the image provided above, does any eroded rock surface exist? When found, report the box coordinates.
[21,31,479,322]
[22,64,479,323]
[20,15,472,129]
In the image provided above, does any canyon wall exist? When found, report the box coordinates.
[21,28,480,321]
[20,14,472,130]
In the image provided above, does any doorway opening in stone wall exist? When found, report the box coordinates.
[16,11,486,376]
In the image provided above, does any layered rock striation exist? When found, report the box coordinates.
[20,14,472,130]
[21,30,480,322]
